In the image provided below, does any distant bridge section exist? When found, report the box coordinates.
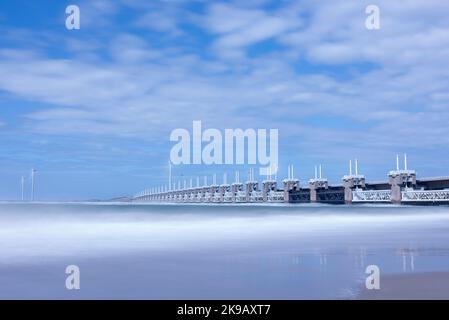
[133,156,449,205]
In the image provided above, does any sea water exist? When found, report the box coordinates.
[0,202,448,299]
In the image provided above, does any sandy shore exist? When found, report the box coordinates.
[357,272,449,300]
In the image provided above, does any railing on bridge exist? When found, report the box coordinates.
[223,192,234,202]
[235,191,246,202]
[249,191,263,202]
[352,189,391,202]
[402,189,449,202]
[267,191,285,202]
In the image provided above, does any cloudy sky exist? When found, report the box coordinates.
[1,0,449,200]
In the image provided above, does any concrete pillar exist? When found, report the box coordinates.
[342,176,365,204]
[231,184,237,202]
[193,189,198,202]
[343,183,353,204]
[283,179,299,203]
[209,185,218,202]
[231,183,243,202]
[308,180,328,203]
[219,185,229,202]
[262,181,276,202]
[200,187,207,202]
[309,185,317,202]
[388,171,416,204]
[246,182,258,202]
[390,182,401,203]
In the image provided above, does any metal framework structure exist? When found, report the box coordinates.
[248,190,264,202]
[267,190,285,202]
[289,190,310,203]
[316,189,345,203]
[352,190,391,202]
[401,189,449,202]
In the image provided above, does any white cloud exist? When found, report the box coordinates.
[77,0,120,28]
[279,0,449,67]
[202,3,302,57]
[135,9,182,35]
[1,0,449,169]
[109,33,162,63]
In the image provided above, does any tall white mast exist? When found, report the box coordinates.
[21,176,25,201]
[31,169,36,201]
[404,153,408,171]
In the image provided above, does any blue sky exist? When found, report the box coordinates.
[1,0,449,200]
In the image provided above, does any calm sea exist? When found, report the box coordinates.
[0,202,448,299]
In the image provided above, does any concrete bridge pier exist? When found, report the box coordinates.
[245,168,258,202]
[283,179,299,203]
[231,183,237,202]
[309,165,328,202]
[193,189,198,202]
[246,181,258,202]
[200,187,207,202]
[342,159,365,204]
[231,183,243,202]
[230,171,243,202]
[262,180,277,202]
[283,165,299,203]
[219,184,229,202]
[341,180,360,204]
[210,185,219,202]
[389,172,416,203]
[309,180,328,202]
[388,154,416,204]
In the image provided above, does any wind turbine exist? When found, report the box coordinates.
[21,176,25,201]
[30,169,37,201]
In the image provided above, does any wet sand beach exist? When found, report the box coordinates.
[357,272,449,299]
